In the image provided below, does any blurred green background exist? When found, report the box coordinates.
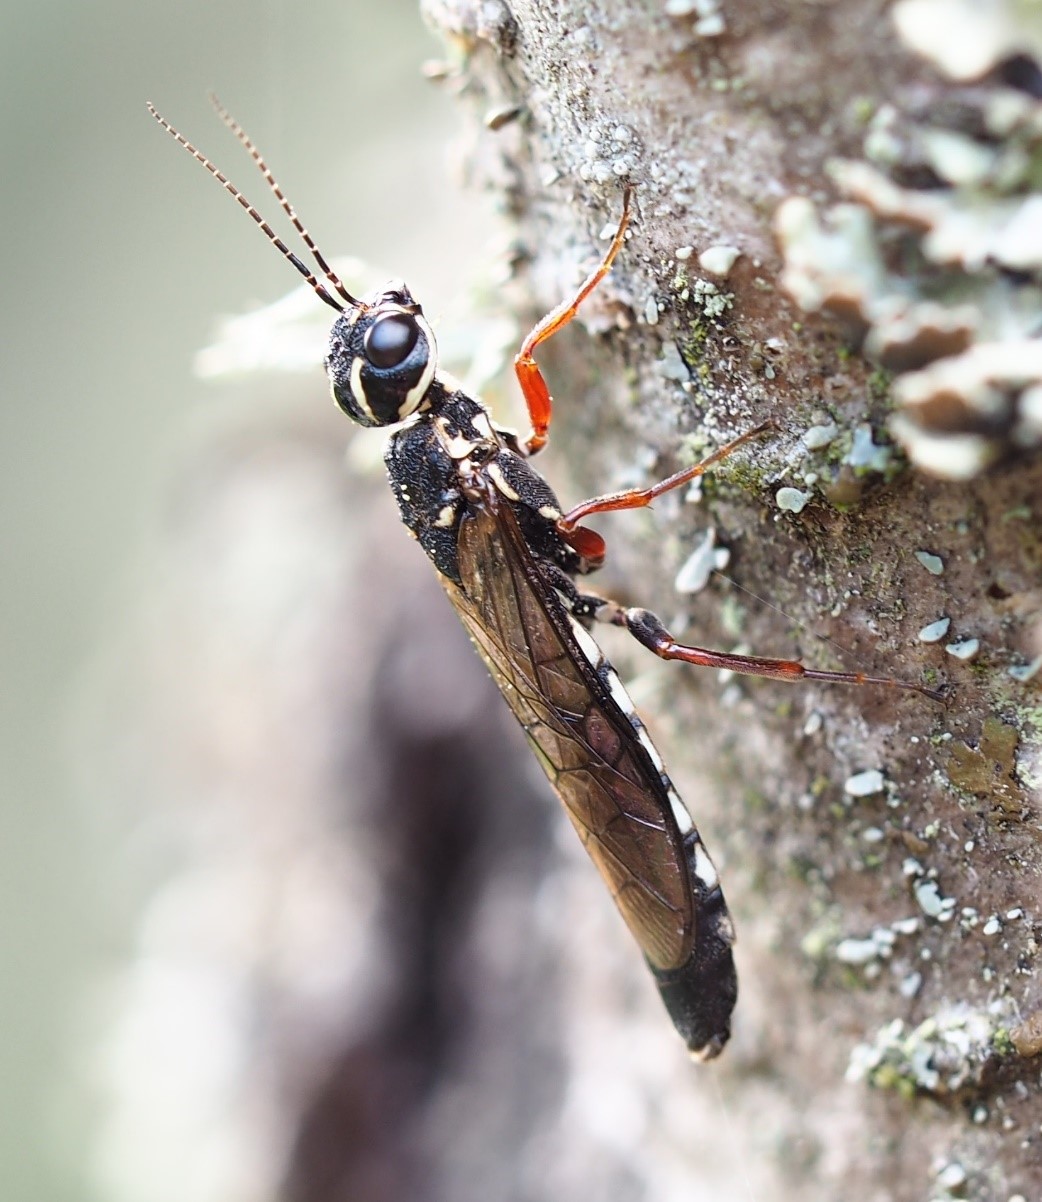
[0,3,495,1197]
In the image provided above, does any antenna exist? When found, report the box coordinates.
[147,101,354,314]
[208,95,357,309]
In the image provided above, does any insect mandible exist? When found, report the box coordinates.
[149,98,942,1060]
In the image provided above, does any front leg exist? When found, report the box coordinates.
[514,188,633,457]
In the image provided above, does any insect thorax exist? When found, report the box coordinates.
[384,385,582,587]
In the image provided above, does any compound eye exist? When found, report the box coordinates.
[364,314,419,368]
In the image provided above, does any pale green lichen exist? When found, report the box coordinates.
[776,2,1042,479]
[847,1002,1014,1097]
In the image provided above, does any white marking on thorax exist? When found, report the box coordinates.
[487,461,521,501]
[348,357,377,424]
[438,424,479,460]
[470,411,495,441]
[434,504,457,529]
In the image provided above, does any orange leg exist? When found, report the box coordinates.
[619,609,947,703]
[559,422,774,532]
[515,186,634,457]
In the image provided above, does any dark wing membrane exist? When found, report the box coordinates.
[442,496,694,972]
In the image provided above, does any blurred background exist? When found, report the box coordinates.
[0,3,515,1199]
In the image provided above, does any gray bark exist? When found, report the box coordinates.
[411,2,1042,1200]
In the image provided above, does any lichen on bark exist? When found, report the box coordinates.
[422,2,1042,1198]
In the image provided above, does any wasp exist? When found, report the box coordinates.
[149,99,941,1059]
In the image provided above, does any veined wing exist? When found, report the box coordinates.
[441,494,694,973]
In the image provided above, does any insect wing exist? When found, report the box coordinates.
[443,497,694,973]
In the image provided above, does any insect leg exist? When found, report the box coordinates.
[621,607,946,701]
[549,570,942,701]
[515,187,634,457]
[558,422,773,532]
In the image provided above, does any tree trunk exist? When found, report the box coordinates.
[413,2,1042,1199]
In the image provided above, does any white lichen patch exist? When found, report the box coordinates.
[775,8,1042,478]
[656,342,690,382]
[915,550,944,575]
[935,1162,968,1191]
[836,927,896,965]
[914,879,956,921]
[1008,654,1042,683]
[775,486,811,513]
[918,617,952,643]
[802,423,839,450]
[892,0,1042,82]
[845,768,885,797]
[698,244,740,277]
[945,637,980,661]
[846,1001,1012,1095]
[899,970,922,998]
[846,424,892,473]
[690,277,733,319]
[674,528,730,593]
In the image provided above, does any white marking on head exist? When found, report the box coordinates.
[567,615,604,668]
[398,314,437,419]
[692,841,719,891]
[488,462,521,501]
[349,357,377,424]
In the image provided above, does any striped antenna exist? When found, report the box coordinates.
[147,101,351,314]
[208,94,358,309]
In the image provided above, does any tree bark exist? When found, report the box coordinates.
[414,2,1042,1199]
